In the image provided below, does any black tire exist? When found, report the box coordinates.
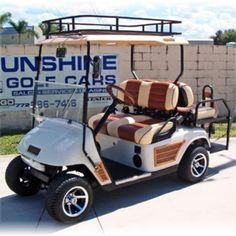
[5,156,40,196]
[178,146,209,183]
[46,173,93,224]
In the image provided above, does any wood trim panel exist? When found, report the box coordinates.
[154,140,185,166]
[95,162,110,182]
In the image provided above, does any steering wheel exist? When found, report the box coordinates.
[106,84,135,105]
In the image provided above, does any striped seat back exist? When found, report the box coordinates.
[117,79,179,111]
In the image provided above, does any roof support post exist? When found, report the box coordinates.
[130,45,139,80]
[32,44,43,128]
[82,41,91,158]
[82,41,90,124]
[174,44,184,84]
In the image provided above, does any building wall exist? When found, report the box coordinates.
[132,45,236,116]
[0,44,235,132]
[0,32,34,44]
[0,26,43,45]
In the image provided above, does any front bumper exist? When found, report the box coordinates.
[21,155,46,172]
[21,155,50,183]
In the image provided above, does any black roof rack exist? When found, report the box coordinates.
[42,15,182,38]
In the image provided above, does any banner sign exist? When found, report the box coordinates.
[0,54,118,111]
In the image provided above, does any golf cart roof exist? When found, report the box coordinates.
[39,34,188,46]
[39,15,188,46]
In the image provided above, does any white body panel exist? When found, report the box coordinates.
[98,126,210,172]
[17,118,210,185]
[17,118,111,185]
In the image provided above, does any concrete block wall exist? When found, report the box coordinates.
[0,44,235,132]
[130,45,236,117]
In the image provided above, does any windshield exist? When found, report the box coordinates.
[30,43,117,125]
[33,80,112,124]
[33,81,84,123]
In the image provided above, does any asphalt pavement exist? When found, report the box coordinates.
[0,139,236,235]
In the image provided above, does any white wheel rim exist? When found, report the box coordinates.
[191,153,207,178]
[62,186,89,218]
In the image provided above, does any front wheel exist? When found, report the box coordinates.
[5,156,40,196]
[178,146,209,183]
[46,173,93,224]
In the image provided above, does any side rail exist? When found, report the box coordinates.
[152,116,179,142]
[194,98,231,149]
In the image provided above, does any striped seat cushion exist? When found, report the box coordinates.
[89,112,174,144]
[88,112,128,134]
[108,118,174,144]
[118,80,179,110]
[88,113,151,134]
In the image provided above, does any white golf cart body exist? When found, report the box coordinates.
[18,115,210,184]
[99,126,210,172]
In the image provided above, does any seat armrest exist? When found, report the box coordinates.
[177,106,192,113]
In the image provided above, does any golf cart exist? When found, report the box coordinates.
[5,15,231,224]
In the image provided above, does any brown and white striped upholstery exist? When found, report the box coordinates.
[88,113,151,134]
[109,118,173,145]
[117,80,179,110]
[88,79,179,144]
[88,112,128,134]
[89,113,174,144]
[176,82,216,119]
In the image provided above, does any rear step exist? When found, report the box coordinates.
[210,141,228,153]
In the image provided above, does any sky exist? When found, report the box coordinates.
[1,0,236,39]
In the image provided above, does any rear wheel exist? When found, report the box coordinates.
[46,173,93,224]
[178,146,209,183]
[5,156,40,196]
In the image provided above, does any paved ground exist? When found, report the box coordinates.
[0,139,236,235]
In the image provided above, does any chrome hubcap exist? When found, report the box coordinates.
[62,186,89,217]
[191,153,207,178]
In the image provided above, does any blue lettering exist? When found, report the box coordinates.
[7,77,18,88]
[42,56,57,71]
[103,55,116,70]
[77,56,82,70]
[20,77,33,88]
[20,57,37,72]
[92,76,104,86]
[65,76,76,84]
[79,76,88,85]
[59,56,76,71]
[1,57,18,72]
[105,75,116,84]
[6,77,34,88]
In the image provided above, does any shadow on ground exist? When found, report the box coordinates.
[0,151,235,233]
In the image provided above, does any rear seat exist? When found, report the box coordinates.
[176,82,217,120]
[89,80,179,144]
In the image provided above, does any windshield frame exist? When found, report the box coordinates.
[32,41,91,128]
